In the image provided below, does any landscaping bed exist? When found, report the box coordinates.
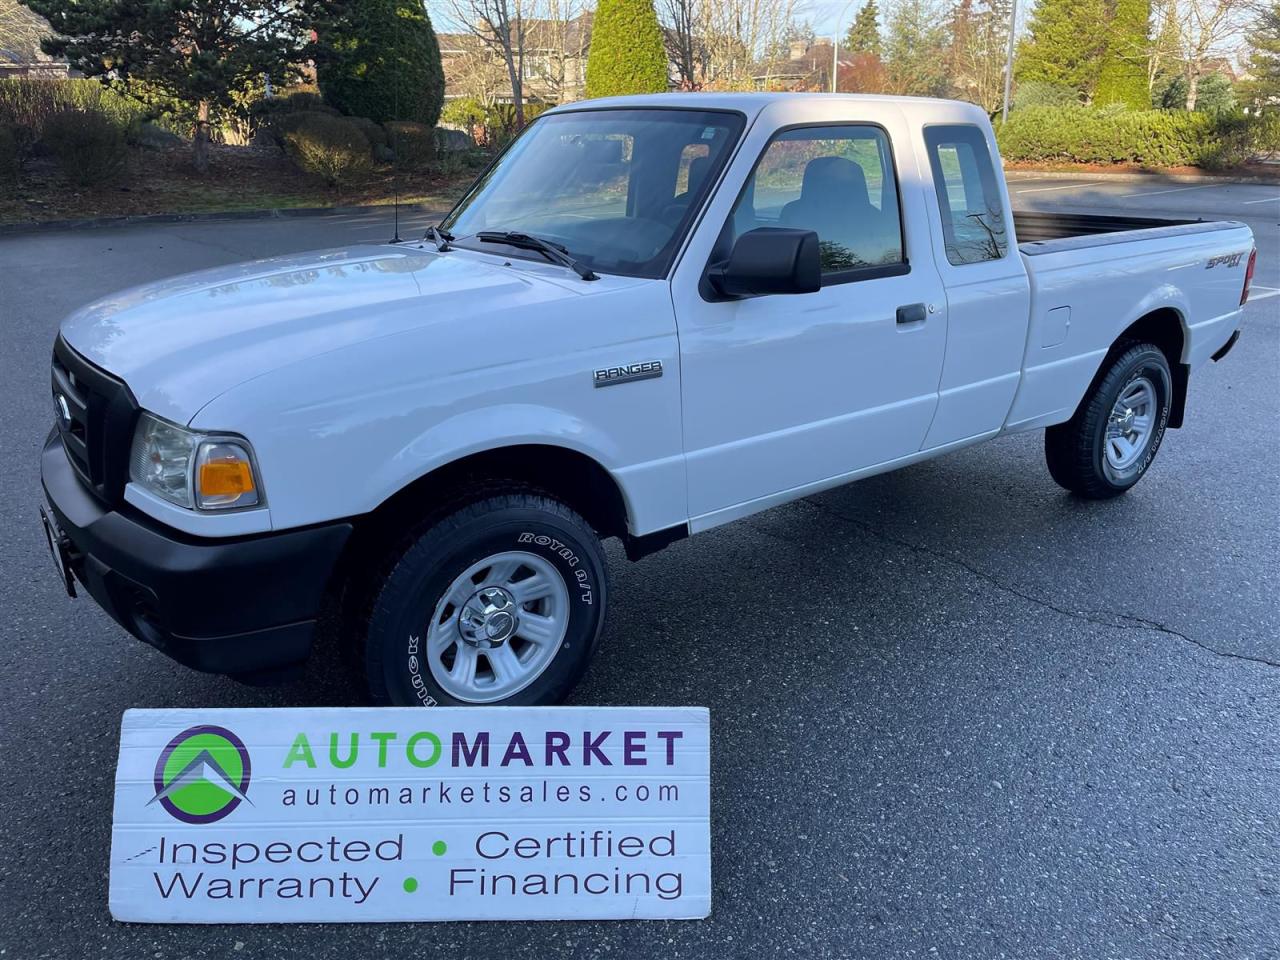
[0,139,482,226]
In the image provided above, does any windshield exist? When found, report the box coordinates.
[441,108,745,279]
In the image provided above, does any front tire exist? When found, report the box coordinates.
[1045,342,1173,498]
[361,491,608,706]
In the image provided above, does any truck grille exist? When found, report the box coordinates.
[51,336,138,504]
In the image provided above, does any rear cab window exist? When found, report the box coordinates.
[923,124,1009,265]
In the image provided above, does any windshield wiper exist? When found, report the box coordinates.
[477,230,598,281]
[423,224,453,252]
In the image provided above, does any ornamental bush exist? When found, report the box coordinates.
[0,78,146,158]
[283,113,372,185]
[42,107,128,185]
[995,106,1268,169]
[317,0,445,126]
[585,0,669,99]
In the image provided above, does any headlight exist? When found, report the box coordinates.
[129,413,262,511]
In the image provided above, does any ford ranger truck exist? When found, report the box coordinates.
[39,94,1257,706]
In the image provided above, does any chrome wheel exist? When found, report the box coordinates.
[425,551,569,703]
[1104,376,1157,473]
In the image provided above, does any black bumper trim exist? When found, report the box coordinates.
[41,430,352,676]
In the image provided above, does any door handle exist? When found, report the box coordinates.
[896,303,927,325]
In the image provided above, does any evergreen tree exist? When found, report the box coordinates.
[845,1,883,57]
[25,0,347,172]
[586,0,669,99]
[317,0,445,126]
[883,0,950,97]
[1095,0,1151,108]
[1015,0,1110,100]
[1239,3,1280,108]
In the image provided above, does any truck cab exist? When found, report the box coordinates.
[40,94,1256,706]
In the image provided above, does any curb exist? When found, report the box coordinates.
[0,203,445,237]
[1003,168,1280,185]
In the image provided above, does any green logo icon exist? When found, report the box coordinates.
[149,725,252,824]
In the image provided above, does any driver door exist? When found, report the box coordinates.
[671,102,949,528]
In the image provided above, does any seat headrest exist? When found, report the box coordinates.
[799,156,870,208]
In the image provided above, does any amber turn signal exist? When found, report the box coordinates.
[199,459,254,496]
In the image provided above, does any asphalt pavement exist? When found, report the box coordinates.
[1,180,1277,959]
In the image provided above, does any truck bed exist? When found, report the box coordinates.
[1013,211,1192,243]
[1013,211,1244,256]
[1013,211,1248,255]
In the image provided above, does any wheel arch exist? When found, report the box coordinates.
[1113,305,1189,429]
[365,442,633,543]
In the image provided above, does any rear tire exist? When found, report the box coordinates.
[1045,342,1172,499]
[359,490,608,706]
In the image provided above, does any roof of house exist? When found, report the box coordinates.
[0,1,56,65]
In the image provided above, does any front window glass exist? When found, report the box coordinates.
[727,125,905,276]
[442,109,744,279]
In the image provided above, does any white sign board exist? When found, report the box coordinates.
[109,707,710,923]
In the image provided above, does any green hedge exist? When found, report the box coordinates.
[996,106,1272,169]
[0,77,148,157]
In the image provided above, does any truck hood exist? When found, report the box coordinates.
[58,244,583,424]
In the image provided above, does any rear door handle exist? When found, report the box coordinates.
[896,303,927,325]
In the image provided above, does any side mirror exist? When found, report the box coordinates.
[708,227,821,299]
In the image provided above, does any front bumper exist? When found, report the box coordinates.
[41,430,352,678]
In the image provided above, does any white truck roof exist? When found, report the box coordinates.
[544,92,990,124]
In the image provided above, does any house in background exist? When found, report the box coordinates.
[441,11,697,107]
[440,12,596,106]
[0,2,73,79]
[753,39,844,92]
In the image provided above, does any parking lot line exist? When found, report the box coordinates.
[1012,183,1092,194]
[1241,195,1279,205]
[1119,184,1215,198]
[1248,286,1280,301]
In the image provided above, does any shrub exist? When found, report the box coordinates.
[0,124,18,180]
[998,106,1219,167]
[384,120,435,168]
[0,77,146,157]
[997,105,1277,169]
[281,91,337,115]
[1196,110,1277,169]
[317,0,445,126]
[440,98,551,148]
[440,97,488,131]
[346,115,388,151]
[585,0,669,99]
[283,113,373,185]
[42,108,128,186]
[1012,81,1081,110]
[263,107,338,146]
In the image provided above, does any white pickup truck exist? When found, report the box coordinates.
[41,94,1257,706]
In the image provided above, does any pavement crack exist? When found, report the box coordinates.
[800,497,1280,671]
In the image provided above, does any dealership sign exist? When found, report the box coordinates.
[109,707,710,922]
